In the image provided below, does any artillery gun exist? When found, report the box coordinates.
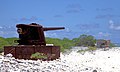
[4,23,65,60]
[16,23,64,45]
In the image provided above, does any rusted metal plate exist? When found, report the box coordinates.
[15,45,35,59]
[4,46,15,57]
[35,46,52,54]
[15,45,35,55]
[4,45,60,60]
[51,46,60,59]
[16,54,31,59]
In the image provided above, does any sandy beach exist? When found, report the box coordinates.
[0,47,120,72]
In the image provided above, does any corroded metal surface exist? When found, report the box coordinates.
[4,46,15,57]
[16,23,65,45]
[4,23,64,60]
[4,45,60,60]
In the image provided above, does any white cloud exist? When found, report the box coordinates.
[98,32,111,37]
[0,25,17,37]
[98,32,103,35]
[0,31,5,34]
[109,20,120,30]
[45,32,58,38]
[66,28,71,32]
[0,26,3,29]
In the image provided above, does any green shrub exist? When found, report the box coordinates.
[46,37,75,52]
[77,46,97,53]
[77,49,86,53]
[0,48,3,53]
[30,52,47,59]
[87,46,97,51]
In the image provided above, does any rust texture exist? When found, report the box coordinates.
[4,23,64,60]
[4,45,60,60]
[16,23,65,45]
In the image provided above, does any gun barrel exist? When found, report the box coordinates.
[43,27,65,31]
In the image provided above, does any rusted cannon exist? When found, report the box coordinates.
[4,23,65,60]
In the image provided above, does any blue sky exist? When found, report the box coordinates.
[0,0,120,43]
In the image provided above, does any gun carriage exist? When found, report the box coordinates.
[4,23,65,60]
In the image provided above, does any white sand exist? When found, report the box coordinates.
[0,47,120,72]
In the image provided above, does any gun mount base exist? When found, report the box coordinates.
[4,45,60,61]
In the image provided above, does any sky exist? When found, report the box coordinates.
[0,0,120,44]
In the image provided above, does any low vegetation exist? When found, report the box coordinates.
[46,37,74,52]
[0,34,117,53]
[0,37,18,53]
[30,52,47,59]
[77,46,97,53]
[87,46,97,51]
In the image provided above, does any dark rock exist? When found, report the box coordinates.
[112,67,115,68]
[108,57,110,58]
[93,70,97,72]
[85,68,88,70]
